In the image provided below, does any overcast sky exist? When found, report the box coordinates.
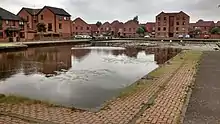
[1,0,220,23]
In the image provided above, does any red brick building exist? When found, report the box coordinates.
[0,7,26,42]
[18,6,72,39]
[123,20,139,37]
[191,20,215,34]
[89,24,99,36]
[155,11,190,38]
[110,20,124,37]
[100,22,111,35]
[17,8,41,40]
[216,21,220,27]
[37,6,72,38]
[72,17,91,36]
[146,22,156,36]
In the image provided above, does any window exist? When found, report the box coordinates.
[59,23,62,29]
[158,22,161,26]
[48,23,52,31]
[41,15,43,20]
[183,17,186,20]
[157,33,160,35]
[176,27,179,31]
[183,22,186,25]
[87,27,89,30]
[158,27,161,31]
[12,21,15,26]
[59,16,62,21]
[176,17,180,20]
[81,27,83,30]
[0,32,3,38]
[6,20,9,25]
[163,27,166,31]
[124,28,126,31]
[27,16,29,21]
[129,28,131,31]
[163,22,167,26]
[101,28,103,30]
[34,20,37,23]
[164,17,167,20]
[27,24,30,29]
[64,17,67,20]
[158,17,161,21]
[176,22,179,25]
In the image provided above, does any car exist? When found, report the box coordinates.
[204,34,210,39]
[144,35,150,38]
[184,34,190,38]
[178,35,184,39]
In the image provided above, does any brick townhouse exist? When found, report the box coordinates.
[17,7,40,40]
[110,20,124,37]
[0,7,26,42]
[123,20,139,37]
[72,17,91,36]
[18,6,72,39]
[155,11,190,38]
[100,22,111,35]
[190,20,215,34]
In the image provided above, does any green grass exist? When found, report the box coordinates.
[0,43,19,47]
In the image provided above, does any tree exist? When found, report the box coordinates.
[133,16,139,24]
[136,27,145,37]
[96,21,102,27]
[210,27,220,34]
[36,23,46,32]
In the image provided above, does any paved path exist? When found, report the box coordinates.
[184,52,220,124]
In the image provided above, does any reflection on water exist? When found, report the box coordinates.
[0,46,180,110]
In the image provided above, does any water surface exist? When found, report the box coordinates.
[0,46,180,110]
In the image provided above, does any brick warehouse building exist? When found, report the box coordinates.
[18,6,72,40]
[155,11,190,38]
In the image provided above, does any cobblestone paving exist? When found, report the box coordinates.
[135,52,200,124]
[0,51,200,124]
[0,115,32,124]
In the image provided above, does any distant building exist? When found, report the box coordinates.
[0,7,26,42]
[155,11,190,38]
[191,20,215,34]
[110,20,124,37]
[18,6,72,39]
[123,20,139,37]
[216,21,220,27]
[100,22,111,35]
[146,22,156,36]
[89,24,99,36]
[72,17,91,36]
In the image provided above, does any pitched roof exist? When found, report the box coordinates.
[216,21,220,26]
[124,20,139,26]
[41,6,71,17]
[157,11,189,17]
[0,7,21,21]
[195,20,215,27]
[21,8,41,16]
[73,17,88,24]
